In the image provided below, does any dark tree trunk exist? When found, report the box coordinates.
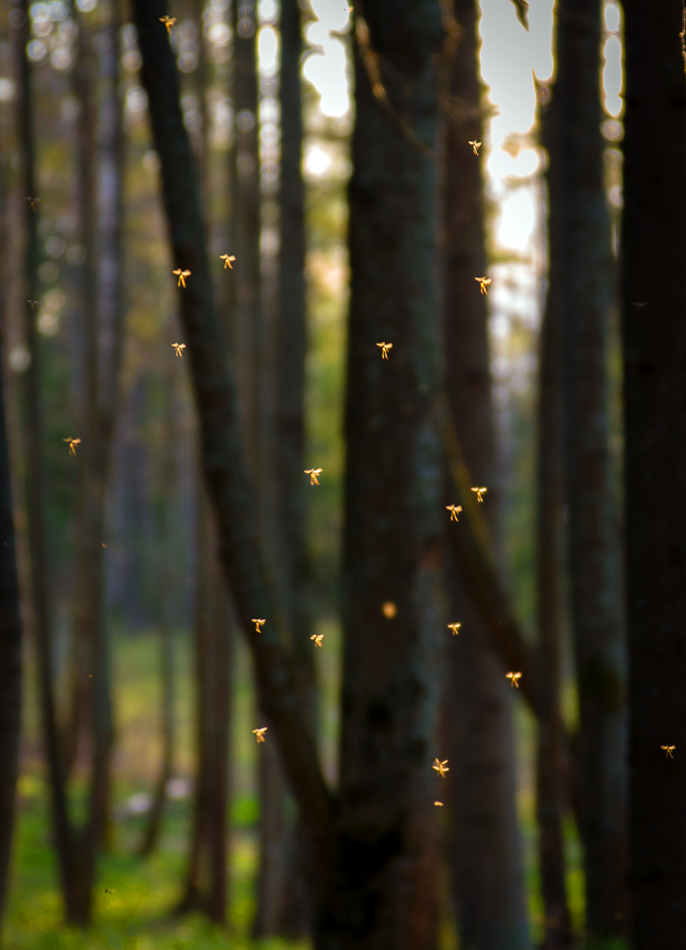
[553,0,627,939]
[15,0,77,915]
[0,182,22,932]
[621,4,686,948]
[534,79,572,950]
[440,3,528,946]
[132,0,331,871]
[313,3,446,947]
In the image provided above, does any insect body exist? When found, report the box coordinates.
[63,438,81,456]
[446,504,462,522]
[376,342,393,359]
[25,196,41,213]
[252,727,268,743]
[173,269,191,288]
[220,254,236,269]
[433,758,449,778]
[160,15,176,34]
[661,745,676,758]
[252,619,265,633]
[475,276,491,295]
[506,671,522,688]
[310,634,324,648]
[468,140,482,155]
[304,468,322,485]
[471,487,487,503]
[172,342,186,357]
[447,623,461,636]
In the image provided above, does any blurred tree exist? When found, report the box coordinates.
[621,3,686,948]
[535,75,572,950]
[552,0,627,940]
[440,2,528,947]
[0,148,22,935]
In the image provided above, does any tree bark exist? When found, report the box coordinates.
[440,4,528,946]
[534,78,572,950]
[552,0,627,939]
[313,3,445,947]
[133,0,331,868]
[621,4,686,948]
[0,177,22,933]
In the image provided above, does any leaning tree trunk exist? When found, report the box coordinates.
[621,4,686,949]
[553,0,627,940]
[440,3,528,947]
[314,3,446,947]
[0,194,22,931]
[535,77,572,950]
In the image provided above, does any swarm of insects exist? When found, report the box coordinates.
[310,634,324,648]
[63,438,81,456]
[661,745,676,758]
[471,487,487,503]
[447,623,461,636]
[220,254,236,269]
[173,268,191,288]
[433,758,449,778]
[468,140,482,155]
[172,342,186,357]
[376,342,393,359]
[506,671,522,688]
[159,15,176,34]
[252,619,265,633]
[475,276,492,295]
[304,468,322,485]
[446,504,462,522]
[252,727,268,743]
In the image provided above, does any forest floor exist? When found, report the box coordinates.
[4,628,587,949]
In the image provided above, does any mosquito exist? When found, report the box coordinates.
[252,618,265,633]
[304,468,322,485]
[220,254,236,269]
[173,269,191,288]
[475,276,491,295]
[661,745,676,758]
[433,758,449,778]
[376,342,393,359]
[160,15,176,34]
[471,487,487,503]
[310,634,324,648]
[25,196,41,213]
[468,140,482,155]
[506,671,522,688]
[252,727,268,743]
[63,438,81,456]
[26,299,38,311]
[447,622,461,636]
[446,504,462,522]
[171,342,186,357]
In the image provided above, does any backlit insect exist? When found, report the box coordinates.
[173,268,191,288]
[304,468,322,485]
[63,438,81,456]
[172,342,186,357]
[446,504,462,522]
[252,727,268,743]
[382,602,397,618]
[252,619,265,633]
[468,140,482,155]
[475,276,491,295]
[26,299,38,311]
[471,487,487,503]
[310,634,324,648]
[433,758,449,778]
[434,801,444,807]
[25,196,41,213]
[220,254,236,269]
[506,671,522,688]
[447,623,461,636]
[377,342,393,359]
[661,745,676,758]
[160,15,176,34]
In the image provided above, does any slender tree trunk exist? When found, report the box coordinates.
[0,176,22,933]
[621,4,686,948]
[553,1,627,939]
[440,4,528,946]
[314,3,445,947]
[533,78,572,950]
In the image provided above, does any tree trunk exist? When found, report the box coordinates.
[0,178,22,932]
[15,0,77,915]
[313,3,445,947]
[440,4,528,946]
[552,0,627,939]
[621,4,686,948]
[534,78,572,950]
